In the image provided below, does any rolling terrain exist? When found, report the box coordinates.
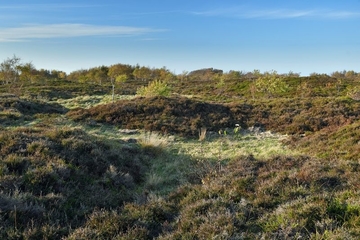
[0,69,360,239]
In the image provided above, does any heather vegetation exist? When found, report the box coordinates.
[1,56,360,239]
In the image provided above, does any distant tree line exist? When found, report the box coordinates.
[0,55,67,85]
[66,64,175,85]
[1,55,359,99]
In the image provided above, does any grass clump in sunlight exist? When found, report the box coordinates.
[174,127,297,164]
[54,94,135,109]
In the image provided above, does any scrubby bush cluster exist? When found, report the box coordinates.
[136,80,171,97]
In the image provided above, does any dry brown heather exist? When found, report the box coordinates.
[67,95,360,137]
[0,125,166,239]
[1,72,360,239]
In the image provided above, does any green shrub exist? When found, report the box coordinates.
[347,86,360,100]
[136,80,171,97]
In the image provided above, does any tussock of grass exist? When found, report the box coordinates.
[54,94,135,109]
[174,130,296,162]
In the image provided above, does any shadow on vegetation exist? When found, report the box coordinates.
[0,126,190,239]
[0,96,67,126]
[68,95,360,137]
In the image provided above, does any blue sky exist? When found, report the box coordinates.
[1,0,359,75]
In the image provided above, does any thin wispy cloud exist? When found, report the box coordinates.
[0,24,164,42]
[323,11,360,19]
[0,3,108,10]
[192,7,360,20]
[123,10,182,16]
[138,38,162,41]
[243,9,315,19]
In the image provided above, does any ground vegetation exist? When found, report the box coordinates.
[1,57,360,238]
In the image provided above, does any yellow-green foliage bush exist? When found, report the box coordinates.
[136,80,171,97]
